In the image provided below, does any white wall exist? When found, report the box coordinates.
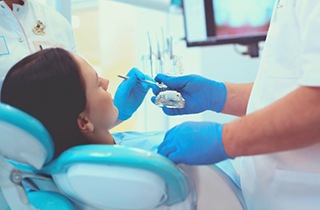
[46,0,72,22]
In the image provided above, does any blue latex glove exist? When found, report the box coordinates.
[157,121,229,165]
[151,74,227,115]
[114,68,153,121]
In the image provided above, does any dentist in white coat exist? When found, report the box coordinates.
[0,0,76,85]
[153,1,320,209]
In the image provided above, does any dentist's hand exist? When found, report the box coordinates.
[114,68,152,121]
[157,121,229,165]
[151,74,227,115]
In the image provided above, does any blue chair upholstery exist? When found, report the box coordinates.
[43,145,190,208]
[27,191,76,210]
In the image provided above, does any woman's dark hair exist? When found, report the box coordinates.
[1,48,89,158]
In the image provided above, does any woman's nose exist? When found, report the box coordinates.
[101,78,109,90]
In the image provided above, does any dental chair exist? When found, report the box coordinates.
[0,103,196,210]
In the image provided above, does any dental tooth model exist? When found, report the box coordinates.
[155,90,185,108]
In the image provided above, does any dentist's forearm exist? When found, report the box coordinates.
[223,86,320,157]
[221,83,253,116]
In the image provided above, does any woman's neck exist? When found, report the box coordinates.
[86,129,115,145]
[3,0,24,10]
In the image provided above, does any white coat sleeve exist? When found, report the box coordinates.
[296,0,320,86]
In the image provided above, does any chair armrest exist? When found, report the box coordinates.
[42,145,190,206]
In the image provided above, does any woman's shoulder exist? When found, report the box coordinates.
[112,130,166,152]
[112,130,166,140]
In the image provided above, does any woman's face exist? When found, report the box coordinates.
[73,53,118,132]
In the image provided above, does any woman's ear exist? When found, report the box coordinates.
[77,113,94,133]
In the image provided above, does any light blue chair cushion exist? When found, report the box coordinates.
[0,103,54,167]
[42,144,190,205]
[27,191,75,210]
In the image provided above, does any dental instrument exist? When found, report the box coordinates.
[147,32,154,77]
[156,34,164,74]
[117,74,167,89]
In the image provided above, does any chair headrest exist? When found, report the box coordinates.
[0,103,54,169]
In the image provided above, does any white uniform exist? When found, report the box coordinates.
[0,0,76,81]
[240,0,320,209]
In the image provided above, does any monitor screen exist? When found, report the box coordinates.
[183,0,275,47]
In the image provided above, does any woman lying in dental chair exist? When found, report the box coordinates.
[1,48,163,157]
[0,48,244,210]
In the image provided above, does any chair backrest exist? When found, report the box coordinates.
[0,103,54,170]
[0,103,77,210]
